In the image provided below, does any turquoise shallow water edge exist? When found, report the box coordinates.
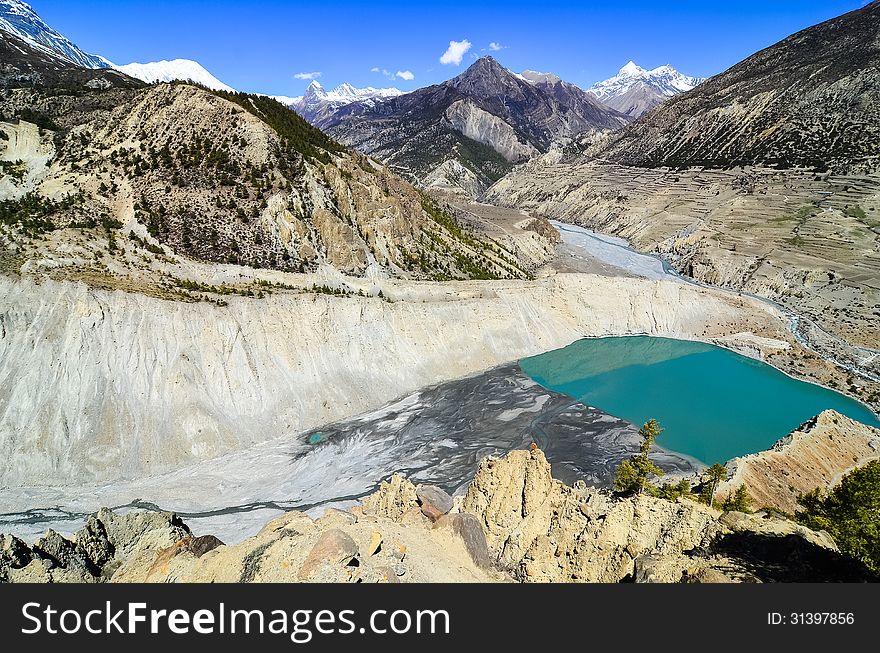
[520,336,880,465]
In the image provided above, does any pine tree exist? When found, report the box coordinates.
[721,485,752,513]
[613,419,665,495]
[704,463,728,507]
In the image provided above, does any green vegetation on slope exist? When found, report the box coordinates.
[0,192,77,236]
[796,459,880,574]
[207,87,346,164]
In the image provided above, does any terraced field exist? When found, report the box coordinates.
[485,163,880,386]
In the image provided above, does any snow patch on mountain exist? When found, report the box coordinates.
[516,70,562,86]
[113,59,235,92]
[0,0,108,68]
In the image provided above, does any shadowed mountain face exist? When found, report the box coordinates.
[322,57,630,196]
[599,1,880,172]
[0,30,136,89]
[0,0,108,69]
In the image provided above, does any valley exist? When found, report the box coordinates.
[1,0,879,585]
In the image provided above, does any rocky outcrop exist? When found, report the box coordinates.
[0,509,190,583]
[444,100,538,163]
[718,410,880,514]
[461,448,722,581]
[3,444,874,583]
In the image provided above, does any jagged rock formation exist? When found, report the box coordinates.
[322,57,629,196]
[588,61,706,118]
[718,410,880,514]
[598,2,880,172]
[1,509,191,583]
[3,445,874,583]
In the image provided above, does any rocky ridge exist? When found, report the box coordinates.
[718,410,880,514]
[2,445,875,583]
[322,57,629,197]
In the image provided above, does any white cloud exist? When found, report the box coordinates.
[294,71,322,80]
[488,42,505,51]
[439,39,472,66]
[372,67,415,82]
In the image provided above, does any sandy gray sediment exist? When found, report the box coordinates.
[0,363,699,543]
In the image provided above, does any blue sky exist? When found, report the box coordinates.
[35,0,870,95]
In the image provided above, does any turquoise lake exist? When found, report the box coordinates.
[520,336,880,465]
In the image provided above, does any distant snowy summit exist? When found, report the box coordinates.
[589,61,706,117]
[284,80,403,126]
[112,59,235,92]
[0,0,108,68]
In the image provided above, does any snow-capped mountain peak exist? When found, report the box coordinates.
[618,60,644,76]
[590,62,705,102]
[285,81,403,124]
[588,61,708,117]
[298,81,401,105]
[112,59,235,92]
[0,0,108,68]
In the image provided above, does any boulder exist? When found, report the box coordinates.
[416,485,454,522]
[0,534,32,581]
[298,529,360,580]
[367,530,383,556]
[433,514,491,570]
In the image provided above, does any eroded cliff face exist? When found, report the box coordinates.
[718,411,880,514]
[4,445,873,584]
[444,100,538,163]
[0,272,786,487]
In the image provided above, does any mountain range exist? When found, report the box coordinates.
[283,80,403,127]
[0,22,527,282]
[321,56,631,196]
[588,61,705,118]
[0,0,706,199]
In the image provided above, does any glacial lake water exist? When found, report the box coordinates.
[520,336,880,465]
